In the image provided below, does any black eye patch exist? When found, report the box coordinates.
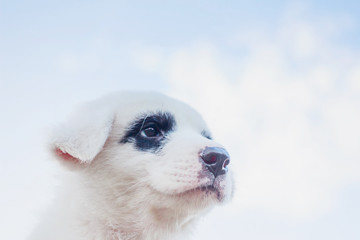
[201,130,212,140]
[120,112,176,153]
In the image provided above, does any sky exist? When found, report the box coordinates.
[1,1,360,239]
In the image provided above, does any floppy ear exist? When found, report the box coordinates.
[50,103,114,167]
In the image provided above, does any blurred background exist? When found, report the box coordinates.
[1,1,360,239]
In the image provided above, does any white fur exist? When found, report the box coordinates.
[29,91,234,240]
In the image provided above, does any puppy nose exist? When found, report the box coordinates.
[200,147,230,178]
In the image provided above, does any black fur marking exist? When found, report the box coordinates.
[120,112,176,153]
[201,130,212,140]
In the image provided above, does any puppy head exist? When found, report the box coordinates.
[51,91,234,225]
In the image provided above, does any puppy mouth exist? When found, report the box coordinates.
[181,183,223,201]
[199,185,218,193]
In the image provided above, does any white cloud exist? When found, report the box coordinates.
[131,45,164,73]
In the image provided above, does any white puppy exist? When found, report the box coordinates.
[29,91,234,240]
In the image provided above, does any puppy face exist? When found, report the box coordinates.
[52,91,233,226]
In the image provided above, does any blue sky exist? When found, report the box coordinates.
[1,1,360,240]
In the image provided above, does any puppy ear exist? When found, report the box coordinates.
[50,103,114,167]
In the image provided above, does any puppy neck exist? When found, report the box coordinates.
[71,173,199,240]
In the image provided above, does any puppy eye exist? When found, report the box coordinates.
[141,126,161,138]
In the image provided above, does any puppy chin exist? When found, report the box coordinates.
[183,178,231,203]
[161,174,233,212]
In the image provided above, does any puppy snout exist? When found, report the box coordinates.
[200,147,230,178]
